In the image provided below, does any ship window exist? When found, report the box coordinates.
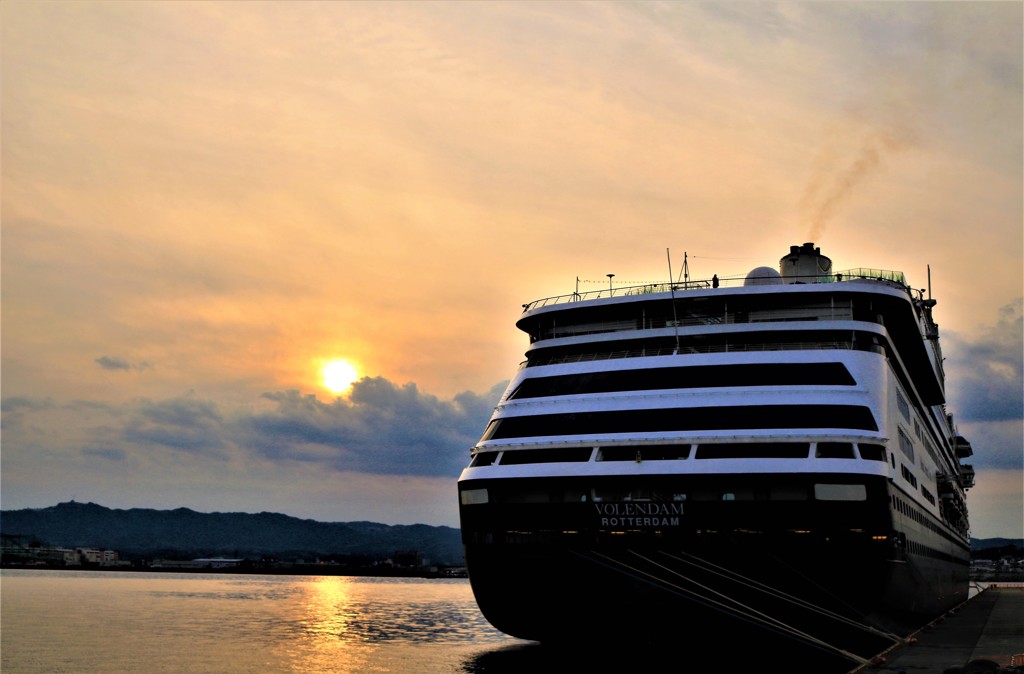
[506,363,856,400]
[858,443,886,461]
[498,447,593,465]
[501,490,551,503]
[598,445,691,461]
[898,428,915,461]
[470,451,499,467]
[900,464,918,488]
[815,442,855,459]
[481,419,500,441]
[770,486,808,500]
[460,488,489,505]
[695,443,808,459]
[814,484,867,501]
[481,405,878,440]
[896,390,910,420]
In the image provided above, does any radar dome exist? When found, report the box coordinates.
[744,266,784,286]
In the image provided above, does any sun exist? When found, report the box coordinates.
[321,359,360,395]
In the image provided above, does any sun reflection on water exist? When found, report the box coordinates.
[303,576,354,639]
[286,576,375,673]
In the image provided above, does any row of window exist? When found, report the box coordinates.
[897,388,942,469]
[470,442,889,467]
[506,363,856,401]
[897,446,935,507]
[892,494,968,550]
[480,405,879,441]
[525,332,887,369]
[898,532,967,565]
[463,481,873,505]
[523,295,873,343]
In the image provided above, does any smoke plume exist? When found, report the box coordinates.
[801,117,917,243]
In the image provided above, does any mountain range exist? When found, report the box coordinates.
[0,501,464,566]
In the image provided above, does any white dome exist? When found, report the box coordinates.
[744,266,784,286]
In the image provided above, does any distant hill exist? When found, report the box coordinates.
[0,501,464,565]
[970,537,1024,550]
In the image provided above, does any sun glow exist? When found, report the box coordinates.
[321,359,360,395]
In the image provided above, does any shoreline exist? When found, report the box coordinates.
[0,562,468,578]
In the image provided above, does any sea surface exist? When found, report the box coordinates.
[0,569,699,674]
[3,569,931,672]
[1,570,514,674]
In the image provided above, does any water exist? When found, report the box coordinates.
[1,569,891,672]
[1,570,525,673]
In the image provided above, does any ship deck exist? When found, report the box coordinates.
[853,585,1023,673]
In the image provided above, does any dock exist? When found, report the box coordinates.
[853,585,1024,674]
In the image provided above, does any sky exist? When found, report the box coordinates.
[2,1,1021,537]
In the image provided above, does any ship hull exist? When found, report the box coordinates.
[460,473,968,659]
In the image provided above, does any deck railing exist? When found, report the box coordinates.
[521,269,907,312]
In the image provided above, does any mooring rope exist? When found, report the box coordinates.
[660,550,904,643]
[578,549,873,666]
[758,546,904,640]
[625,550,874,665]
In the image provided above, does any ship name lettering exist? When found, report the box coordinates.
[592,502,684,517]
[593,502,683,528]
[599,516,680,527]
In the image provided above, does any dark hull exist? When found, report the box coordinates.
[459,473,968,664]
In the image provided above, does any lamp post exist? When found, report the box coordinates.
[607,273,615,296]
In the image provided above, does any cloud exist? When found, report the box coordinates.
[2,378,504,481]
[0,396,56,431]
[244,377,503,477]
[944,300,1023,472]
[945,299,1024,423]
[121,397,227,456]
[957,420,1023,473]
[1,396,55,413]
[82,446,128,462]
[95,356,151,371]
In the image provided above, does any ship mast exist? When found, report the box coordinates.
[666,249,681,354]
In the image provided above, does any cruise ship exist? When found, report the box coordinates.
[457,243,974,664]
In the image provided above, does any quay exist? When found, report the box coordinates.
[852,585,1024,674]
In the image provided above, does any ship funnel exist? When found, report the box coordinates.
[780,242,832,284]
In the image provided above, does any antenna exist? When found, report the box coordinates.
[676,252,691,285]
[666,249,681,353]
[927,264,932,301]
